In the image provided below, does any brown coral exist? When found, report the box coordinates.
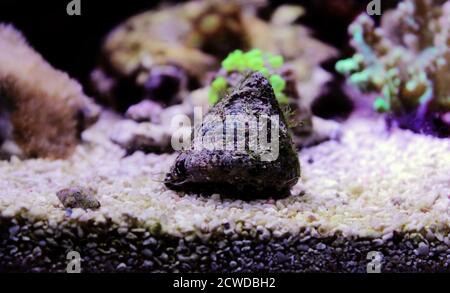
[91,0,339,153]
[92,0,336,111]
[0,24,100,159]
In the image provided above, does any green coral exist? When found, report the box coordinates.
[268,55,284,69]
[373,97,390,112]
[269,74,288,104]
[209,76,227,104]
[210,49,288,105]
[336,0,450,134]
[335,57,360,75]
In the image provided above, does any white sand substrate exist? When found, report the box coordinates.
[0,112,449,239]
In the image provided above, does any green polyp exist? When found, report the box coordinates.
[208,89,219,105]
[336,58,359,74]
[237,58,247,71]
[419,86,433,105]
[247,58,264,71]
[217,50,290,106]
[221,49,286,75]
[418,72,427,83]
[354,53,364,63]
[209,76,230,105]
[270,74,286,93]
[258,67,270,78]
[382,84,391,101]
[246,48,263,58]
[268,54,284,69]
[209,76,229,105]
[352,26,370,58]
[270,74,288,104]
[352,26,363,44]
[372,75,384,88]
[222,49,244,72]
[406,79,418,92]
[212,76,227,91]
[349,70,370,85]
[373,97,390,112]
[222,58,234,72]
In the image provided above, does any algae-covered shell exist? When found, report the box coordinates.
[166,72,300,198]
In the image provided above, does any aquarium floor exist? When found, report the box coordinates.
[1,112,449,239]
[1,112,450,272]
